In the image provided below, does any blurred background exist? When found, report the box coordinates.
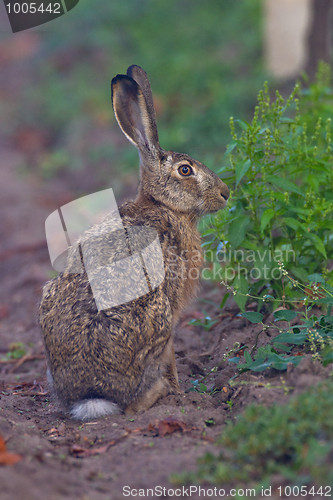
[0,0,331,203]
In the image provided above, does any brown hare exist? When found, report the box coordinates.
[39,65,229,420]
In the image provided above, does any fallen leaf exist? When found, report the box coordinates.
[0,436,5,453]
[159,417,187,437]
[0,436,22,466]
[47,428,58,435]
[129,427,143,434]
[70,443,111,458]
[147,422,158,435]
[70,431,129,458]
[147,417,188,437]
[201,434,215,443]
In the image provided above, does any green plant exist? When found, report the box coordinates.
[230,345,303,373]
[174,380,333,487]
[226,400,233,411]
[189,365,220,396]
[188,271,332,390]
[2,342,27,360]
[202,63,333,312]
[188,315,218,331]
[229,271,333,376]
[205,418,216,426]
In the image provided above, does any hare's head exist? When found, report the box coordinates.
[111,66,229,217]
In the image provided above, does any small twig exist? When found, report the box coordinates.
[0,358,18,364]
[230,379,294,391]
[250,329,264,355]
[70,431,129,458]
[233,386,243,399]
[9,354,45,373]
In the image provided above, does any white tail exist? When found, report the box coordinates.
[71,399,122,420]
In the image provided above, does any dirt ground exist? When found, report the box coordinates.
[1,123,332,500]
[0,33,332,500]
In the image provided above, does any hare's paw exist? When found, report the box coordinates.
[125,377,171,415]
[170,386,184,395]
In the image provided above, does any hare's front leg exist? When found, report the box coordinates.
[125,337,182,415]
[163,337,182,394]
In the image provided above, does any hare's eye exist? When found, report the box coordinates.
[178,165,193,176]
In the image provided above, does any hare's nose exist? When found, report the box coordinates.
[220,183,230,201]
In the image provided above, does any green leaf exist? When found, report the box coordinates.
[233,274,249,312]
[271,357,296,370]
[220,292,230,309]
[273,332,307,345]
[244,350,252,364]
[242,311,264,323]
[228,357,241,364]
[241,240,259,251]
[280,117,295,123]
[235,119,249,131]
[283,217,302,231]
[260,208,275,233]
[306,233,327,259]
[273,343,293,353]
[248,360,273,371]
[274,309,298,322]
[290,266,309,282]
[224,142,237,156]
[316,297,333,305]
[227,215,250,248]
[267,175,303,195]
[307,273,326,284]
[235,159,251,185]
[321,346,333,366]
[198,383,208,393]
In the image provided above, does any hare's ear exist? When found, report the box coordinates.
[127,65,157,130]
[111,73,160,158]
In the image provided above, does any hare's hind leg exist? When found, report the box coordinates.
[125,337,182,415]
[124,377,170,415]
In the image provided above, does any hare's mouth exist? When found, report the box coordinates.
[214,198,228,212]
[211,204,227,213]
[198,199,227,216]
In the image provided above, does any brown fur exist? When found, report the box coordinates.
[39,66,229,418]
